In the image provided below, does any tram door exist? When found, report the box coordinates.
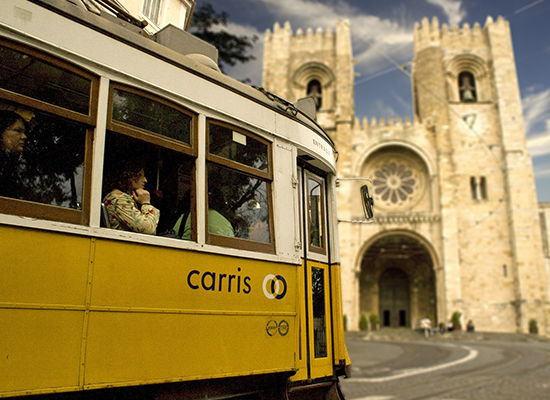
[299,166,333,379]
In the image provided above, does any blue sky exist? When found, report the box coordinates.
[193,0,550,202]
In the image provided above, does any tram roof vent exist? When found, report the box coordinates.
[294,97,317,121]
[152,25,219,68]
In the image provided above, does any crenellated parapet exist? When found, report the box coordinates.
[414,15,508,53]
[264,20,340,48]
[354,115,413,132]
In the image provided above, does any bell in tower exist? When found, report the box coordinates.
[459,72,477,102]
[307,79,322,110]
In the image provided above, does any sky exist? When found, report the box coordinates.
[193,0,550,202]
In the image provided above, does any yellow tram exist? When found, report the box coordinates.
[0,1,354,399]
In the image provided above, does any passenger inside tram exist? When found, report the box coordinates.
[173,187,235,239]
[0,109,27,198]
[102,159,160,235]
[0,110,27,155]
[102,132,193,237]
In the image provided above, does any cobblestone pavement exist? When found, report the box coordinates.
[340,329,550,400]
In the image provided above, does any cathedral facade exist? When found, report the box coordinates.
[262,16,550,334]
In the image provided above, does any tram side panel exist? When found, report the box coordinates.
[87,238,297,387]
[0,226,89,395]
[330,263,351,375]
[0,226,299,396]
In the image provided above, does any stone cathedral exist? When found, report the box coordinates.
[262,16,550,334]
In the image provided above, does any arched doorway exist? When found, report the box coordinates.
[379,268,410,327]
[360,234,436,328]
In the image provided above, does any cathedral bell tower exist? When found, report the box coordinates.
[262,19,355,172]
[412,16,548,334]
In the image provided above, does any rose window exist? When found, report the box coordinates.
[372,161,420,207]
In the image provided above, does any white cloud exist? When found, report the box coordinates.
[425,0,465,26]
[527,131,550,158]
[212,0,416,86]
[250,0,415,82]
[373,100,398,117]
[523,86,550,134]
[523,87,550,158]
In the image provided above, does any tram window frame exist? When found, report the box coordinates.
[104,83,198,237]
[305,172,327,255]
[0,39,98,225]
[206,119,275,253]
[107,83,197,157]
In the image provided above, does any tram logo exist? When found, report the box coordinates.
[265,319,290,337]
[266,320,278,336]
[278,320,289,336]
[262,274,287,300]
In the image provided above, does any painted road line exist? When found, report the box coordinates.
[346,344,478,383]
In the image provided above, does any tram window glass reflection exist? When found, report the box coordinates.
[206,120,273,252]
[0,100,87,208]
[208,123,268,171]
[0,43,91,115]
[111,88,192,145]
[312,267,327,358]
[307,174,326,253]
[102,132,195,237]
[0,40,97,225]
[207,164,270,242]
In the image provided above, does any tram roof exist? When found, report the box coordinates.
[27,0,336,154]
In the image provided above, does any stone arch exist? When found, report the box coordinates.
[353,139,436,178]
[356,230,440,328]
[291,62,335,111]
[446,54,491,102]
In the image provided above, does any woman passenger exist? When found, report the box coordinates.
[0,110,28,198]
[1,110,27,156]
[103,160,160,234]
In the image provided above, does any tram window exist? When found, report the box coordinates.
[105,84,197,237]
[0,40,97,225]
[111,88,192,145]
[209,123,268,171]
[307,174,326,253]
[312,267,328,358]
[207,164,270,241]
[206,120,274,253]
[102,132,195,237]
[0,43,92,115]
[0,100,87,208]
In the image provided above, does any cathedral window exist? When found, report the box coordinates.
[470,176,487,200]
[479,176,487,199]
[470,176,478,200]
[373,162,417,204]
[307,79,322,110]
[459,71,477,102]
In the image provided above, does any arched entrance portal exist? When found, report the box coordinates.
[360,234,436,328]
[379,269,410,327]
